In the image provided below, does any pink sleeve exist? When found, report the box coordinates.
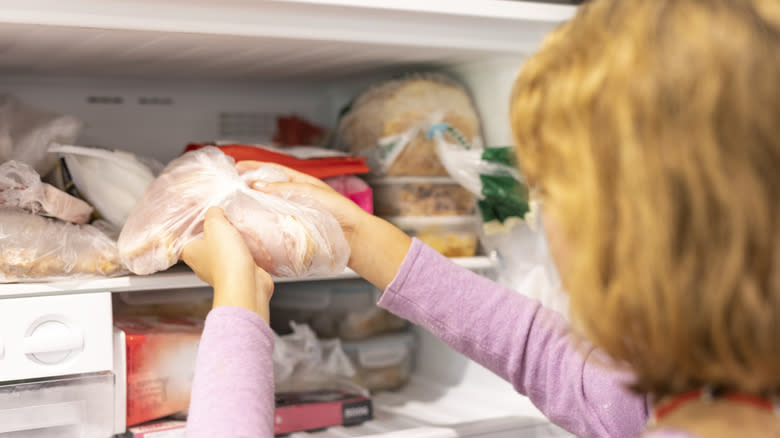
[378,239,650,438]
[186,306,275,438]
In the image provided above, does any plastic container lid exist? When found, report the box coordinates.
[271,280,380,311]
[341,332,415,369]
[366,176,460,185]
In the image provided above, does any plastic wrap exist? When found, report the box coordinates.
[0,95,84,176]
[118,146,350,277]
[0,207,127,282]
[336,73,482,176]
[48,144,162,229]
[0,160,93,223]
[273,322,363,394]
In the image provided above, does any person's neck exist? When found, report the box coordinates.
[652,398,780,438]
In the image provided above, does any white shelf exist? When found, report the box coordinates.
[0,256,494,299]
[285,376,571,437]
[0,0,576,79]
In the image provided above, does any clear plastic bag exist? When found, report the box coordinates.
[430,123,530,229]
[430,125,568,314]
[481,205,569,316]
[335,73,482,176]
[0,207,127,282]
[273,322,364,395]
[48,144,162,229]
[0,95,84,176]
[0,160,93,224]
[118,146,350,277]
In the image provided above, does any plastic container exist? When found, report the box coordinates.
[341,332,416,391]
[0,371,115,438]
[386,215,480,257]
[270,279,407,340]
[369,176,474,217]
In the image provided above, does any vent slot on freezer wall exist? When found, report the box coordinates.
[218,111,275,142]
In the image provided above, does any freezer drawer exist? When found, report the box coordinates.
[0,371,115,438]
[0,292,113,382]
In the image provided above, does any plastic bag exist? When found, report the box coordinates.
[481,204,569,316]
[273,322,364,394]
[0,160,93,223]
[118,146,350,277]
[430,122,530,230]
[0,95,84,176]
[335,73,483,176]
[48,144,162,229]
[430,124,567,314]
[0,207,127,282]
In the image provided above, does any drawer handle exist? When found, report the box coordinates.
[24,326,84,355]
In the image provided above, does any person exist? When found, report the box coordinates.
[182,0,780,437]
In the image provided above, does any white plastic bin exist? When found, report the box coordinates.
[0,371,115,438]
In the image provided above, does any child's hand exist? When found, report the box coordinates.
[236,161,412,290]
[236,161,369,250]
[182,207,274,323]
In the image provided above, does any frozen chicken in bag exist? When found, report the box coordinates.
[0,207,126,282]
[118,146,350,277]
[0,160,93,223]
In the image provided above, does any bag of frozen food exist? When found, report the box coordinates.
[0,207,127,282]
[118,146,350,277]
[0,160,93,223]
[0,95,84,176]
[48,144,162,229]
[335,73,482,176]
[429,122,530,232]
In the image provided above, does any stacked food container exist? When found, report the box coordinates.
[336,73,483,258]
[270,280,415,392]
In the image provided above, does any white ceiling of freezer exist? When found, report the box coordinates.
[0,0,575,80]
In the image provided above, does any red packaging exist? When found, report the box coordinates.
[273,115,325,147]
[183,143,370,179]
[125,419,187,437]
[114,316,203,427]
[274,390,372,435]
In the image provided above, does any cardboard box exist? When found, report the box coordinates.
[114,316,203,427]
[123,419,187,438]
[275,390,372,435]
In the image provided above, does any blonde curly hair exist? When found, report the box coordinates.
[511,0,780,399]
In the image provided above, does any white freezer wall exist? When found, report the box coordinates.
[449,56,526,147]
[0,57,525,164]
[0,74,337,163]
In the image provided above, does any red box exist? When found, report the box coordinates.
[274,390,372,435]
[125,419,187,437]
[115,316,203,427]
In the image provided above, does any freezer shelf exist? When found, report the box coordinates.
[0,257,495,299]
[286,377,571,438]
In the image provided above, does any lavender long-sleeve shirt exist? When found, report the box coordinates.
[186,239,696,437]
